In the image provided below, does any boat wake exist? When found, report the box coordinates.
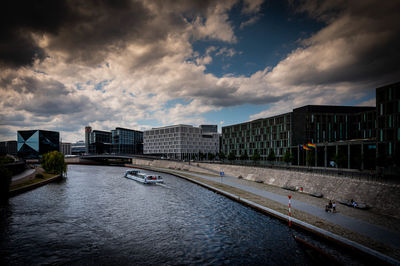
[156,183,171,189]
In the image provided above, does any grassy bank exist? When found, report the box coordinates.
[10,172,59,191]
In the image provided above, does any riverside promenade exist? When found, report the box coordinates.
[128,163,400,264]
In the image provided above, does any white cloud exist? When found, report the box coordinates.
[1,0,397,143]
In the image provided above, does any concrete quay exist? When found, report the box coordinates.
[129,159,400,264]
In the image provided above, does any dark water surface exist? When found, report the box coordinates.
[0,165,360,265]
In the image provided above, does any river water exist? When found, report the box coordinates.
[0,165,363,265]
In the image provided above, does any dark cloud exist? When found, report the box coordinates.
[0,0,151,67]
[0,0,219,68]
[267,0,400,89]
[0,0,73,68]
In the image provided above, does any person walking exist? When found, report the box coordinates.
[332,201,336,213]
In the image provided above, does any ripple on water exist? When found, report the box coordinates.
[0,165,366,265]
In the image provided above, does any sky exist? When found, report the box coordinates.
[1,0,399,142]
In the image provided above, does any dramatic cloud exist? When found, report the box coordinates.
[1,0,398,142]
[249,0,400,120]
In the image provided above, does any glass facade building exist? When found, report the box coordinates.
[376,82,400,163]
[88,130,112,154]
[222,113,291,160]
[85,126,143,155]
[0,140,17,155]
[222,82,399,171]
[17,130,60,158]
[112,127,143,154]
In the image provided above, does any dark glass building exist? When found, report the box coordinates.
[376,82,400,166]
[112,127,143,154]
[85,126,143,155]
[222,82,399,171]
[0,140,17,155]
[222,112,291,160]
[88,130,112,154]
[17,130,60,158]
[200,125,218,133]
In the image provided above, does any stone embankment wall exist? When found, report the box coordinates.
[131,158,400,218]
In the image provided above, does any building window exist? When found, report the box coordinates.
[380,104,383,115]
[389,142,392,155]
[398,128,400,141]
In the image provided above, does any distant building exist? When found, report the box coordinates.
[222,81,399,171]
[0,140,17,155]
[376,82,400,165]
[85,126,92,154]
[111,127,143,154]
[85,126,143,155]
[200,125,218,133]
[71,140,86,155]
[222,112,291,160]
[88,130,112,154]
[60,142,72,155]
[143,124,220,160]
[17,130,59,158]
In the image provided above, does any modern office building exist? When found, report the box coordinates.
[88,130,112,154]
[85,126,92,154]
[222,112,291,160]
[85,126,143,155]
[17,130,60,158]
[111,127,143,154]
[143,124,220,160]
[60,142,72,155]
[222,81,399,170]
[376,82,400,165]
[0,140,17,155]
[71,140,86,155]
[200,125,218,133]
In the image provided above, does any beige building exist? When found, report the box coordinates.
[144,124,220,160]
[60,142,72,155]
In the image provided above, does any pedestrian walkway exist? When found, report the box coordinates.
[150,166,400,250]
[12,168,35,182]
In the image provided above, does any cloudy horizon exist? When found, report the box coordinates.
[1,0,399,142]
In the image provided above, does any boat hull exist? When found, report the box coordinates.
[124,171,164,184]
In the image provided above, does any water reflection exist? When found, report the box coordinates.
[0,165,344,265]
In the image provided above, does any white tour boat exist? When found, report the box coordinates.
[124,170,164,184]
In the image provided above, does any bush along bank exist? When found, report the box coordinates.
[8,151,68,198]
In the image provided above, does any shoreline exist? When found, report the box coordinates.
[9,172,62,197]
[126,163,400,264]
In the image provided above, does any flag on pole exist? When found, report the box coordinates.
[307,143,316,149]
[303,145,311,150]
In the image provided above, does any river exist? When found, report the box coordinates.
[0,165,364,265]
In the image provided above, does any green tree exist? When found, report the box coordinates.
[251,150,261,163]
[240,151,249,160]
[228,152,236,161]
[267,149,276,162]
[218,152,226,160]
[207,153,215,161]
[0,166,12,203]
[41,151,67,175]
